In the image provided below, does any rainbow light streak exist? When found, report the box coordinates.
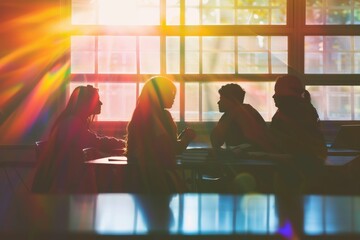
[0,83,23,107]
[1,62,70,143]
[0,4,74,143]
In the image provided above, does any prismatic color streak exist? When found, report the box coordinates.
[0,3,73,143]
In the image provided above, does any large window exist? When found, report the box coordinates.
[68,0,360,122]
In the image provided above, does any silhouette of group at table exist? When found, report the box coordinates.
[32,75,327,194]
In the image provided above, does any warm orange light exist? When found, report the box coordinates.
[0,4,72,143]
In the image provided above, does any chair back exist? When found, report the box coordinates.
[35,140,49,160]
[32,140,53,193]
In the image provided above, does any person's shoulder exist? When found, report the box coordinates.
[242,103,255,110]
[163,109,173,119]
[242,104,262,116]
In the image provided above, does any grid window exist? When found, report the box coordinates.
[139,37,160,74]
[307,86,360,120]
[166,0,180,25]
[98,36,137,74]
[237,0,287,25]
[69,0,360,122]
[306,0,360,25]
[203,37,235,74]
[166,37,180,74]
[185,37,200,74]
[238,36,288,74]
[71,36,95,74]
[72,0,286,26]
[305,36,360,74]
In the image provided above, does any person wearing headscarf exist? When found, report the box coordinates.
[126,76,196,193]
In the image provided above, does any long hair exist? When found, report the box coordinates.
[51,85,99,134]
[137,76,176,112]
[125,77,176,155]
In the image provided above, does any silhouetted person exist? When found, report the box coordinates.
[270,75,327,193]
[32,85,124,193]
[209,83,277,193]
[126,76,196,193]
[211,83,276,152]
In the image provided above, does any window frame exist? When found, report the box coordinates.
[62,0,360,124]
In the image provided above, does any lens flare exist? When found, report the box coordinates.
[0,3,73,143]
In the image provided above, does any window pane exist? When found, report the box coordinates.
[237,0,286,25]
[203,9,235,25]
[306,0,360,25]
[139,37,160,74]
[185,82,200,121]
[166,37,180,74]
[238,53,269,73]
[355,86,360,119]
[185,0,200,25]
[271,53,288,73]
[97,83,137,121]
[98,36,137,74]
[238,36,268,73]
[185,37,200,74]
[238,9,270,24]
[203,37,235,74]
[305,36,360,74]
[326,86,352,120]
[71,36,95,74]
[307,86,353,120]
[72,0,97,25]
[98,0,160,25]
[166,0,180,25]
[238,36,288,74]
[202,0,235,25]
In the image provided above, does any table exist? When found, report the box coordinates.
[1,193,360,239]
[85,148,360,194]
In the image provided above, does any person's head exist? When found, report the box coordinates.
[273,75,305,107]
[138,76,176,109]
[64,85,102,119]
[302,89,311,102]
[50,85,102,135]
[217,83,245,112]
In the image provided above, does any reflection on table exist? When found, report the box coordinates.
[1,193,360,239]
[85,147,360,193]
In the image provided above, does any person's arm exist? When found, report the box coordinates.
[68,117,125,154]
[176,127,196,153]
[210,114,230,149]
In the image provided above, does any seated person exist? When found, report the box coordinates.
[211,83,277,153]
[125,76,196,193]
[209,84,278,192]
[271,75,327,160]
[32,85,124,193]
[270,75,327,192]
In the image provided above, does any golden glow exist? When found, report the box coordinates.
[0,4,72,143]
